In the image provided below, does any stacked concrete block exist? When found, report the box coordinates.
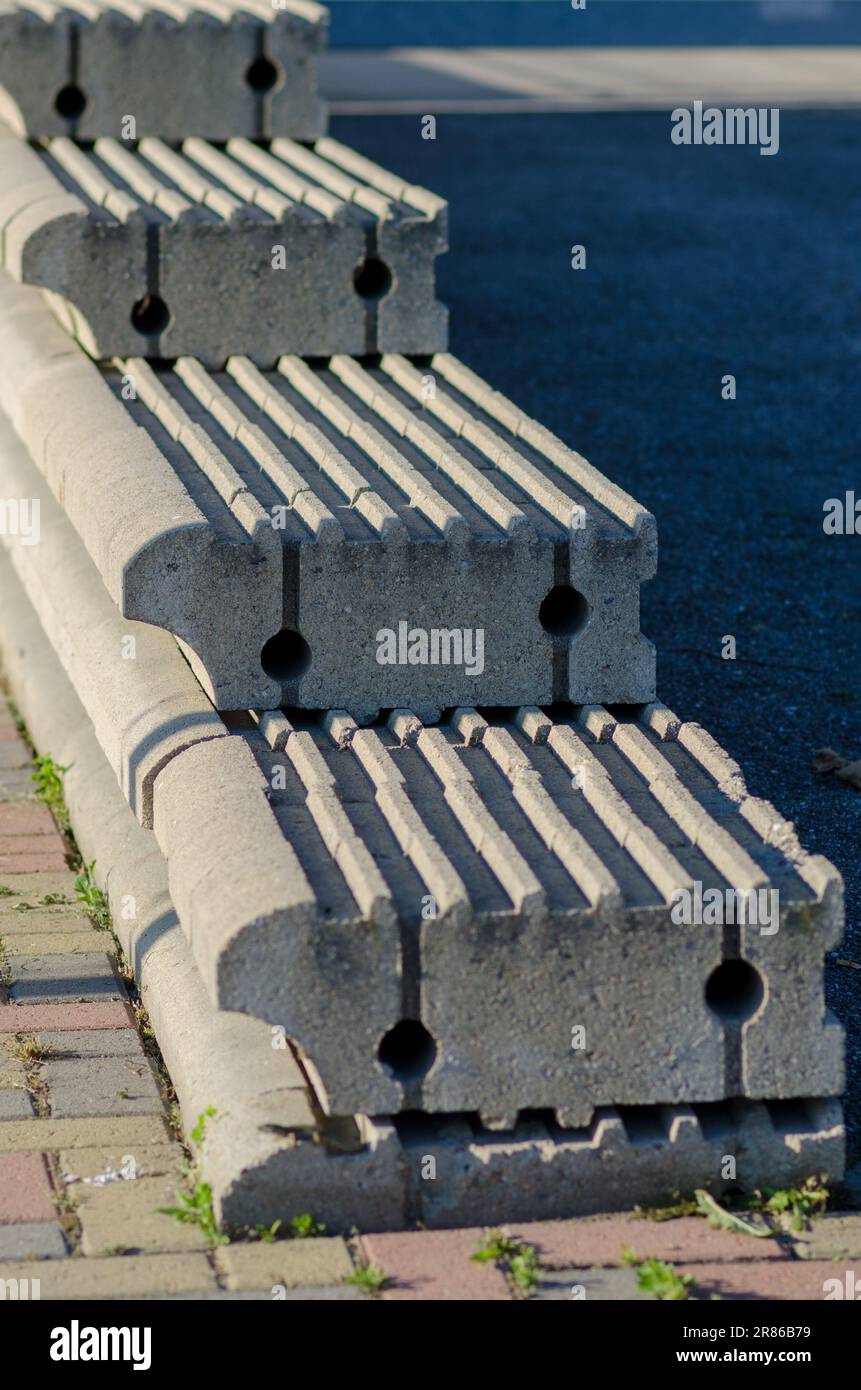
[171,702,839,1124]
[0,550,845,1226]
[0,1,845,1229]
[0,407,842,1129]
[0,0,327,141]
[0,127,448,359]
[0,275,656,713]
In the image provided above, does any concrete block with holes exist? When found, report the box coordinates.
[153,699,843,1124]
[0,0,327,141]
[0,414,843,1123]
[0,127,447,359]
[0,275,656,713]
[0,539,846,1222]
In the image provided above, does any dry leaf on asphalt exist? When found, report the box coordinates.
[812,748,861,788]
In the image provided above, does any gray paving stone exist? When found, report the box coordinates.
[45,1055,163,1119]
[791,1213,861,1261]
[129,1286,366,1300]
[38,1029,147,1059]
[0,1086,32,1118]
[9,953,122,1005]
[0,278,656,714]
[0,0,327,141]
[530,1267,648,1301]
[0,131,447,361]
[0,1220,67,1260]
[0,770,35,800]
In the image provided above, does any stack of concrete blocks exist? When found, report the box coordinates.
[0,2,845,1225]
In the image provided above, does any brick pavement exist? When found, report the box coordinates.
[0,686,859,1301]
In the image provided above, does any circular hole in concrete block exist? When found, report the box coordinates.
[705,960,764,1022]
[130,294,171,337]
[245,56,281,92]
[354,257,393,301]
[261,629,311,682]
[54,84,88,119]
[377,1020,437,1083]
[539,584,590,637]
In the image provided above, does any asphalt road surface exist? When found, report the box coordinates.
[333,106,861,1172]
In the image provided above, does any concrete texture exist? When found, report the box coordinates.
[0,275,656,712]
[0,469,837,1121]
[0,394,228,819]
[164,702,840,1123]
[0,0,327,141]
[0,129,448,360]
[0,273,284,713]
[335,109,861,1177]
[0,537,845,1229]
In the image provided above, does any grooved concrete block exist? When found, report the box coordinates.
[157,700,842,1124]
[0,276,655,712]
[0,130,447,360]
[0,571,845,1227]
[405,1099,846,1229]
[0,0,327,141]
[0,401,227,823]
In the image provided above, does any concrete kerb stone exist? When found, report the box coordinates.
[0,275,285,711]
[0,277,657,714]
[0,129,447,360]
[0,399,229,820]
[0,550,846,1229]
[0,0,328,141]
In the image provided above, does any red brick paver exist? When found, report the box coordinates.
[361,1228,511,1300]
[680,1260,860,1301]
[0,1152,55,1223]
[511,1215,788,1268]
[0,805,58,835]
[0,1002,136,1033]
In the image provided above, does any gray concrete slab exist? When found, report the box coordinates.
[0,129,447,360]
[45,1055,163,1118]
[318,45,861,114]
[181,702,840,1123]
[0,549,845,1228]
[0,0,327,140]
[0,1221,66,1260]
[8,953,122,1005]
[0,275,656,713]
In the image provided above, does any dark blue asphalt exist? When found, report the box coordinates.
[333,107,861,1171]
[327,0,861,48]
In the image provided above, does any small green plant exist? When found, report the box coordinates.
[40,893,71,906]
[159,1182,228,1247]
[346,1261,387,1292]
[290,1212,325,1239]
[191,1106,217,1148]
[747,1176,829,1232]
[622,1248,693,1301]
[635,1194,701,1222]
[74,861,110,930]
[31,754,70,831]
[12,901,33,912]
[254,1220,282,1244]
[695,1189,771,1238]
[472,1229,540,1294]
[0,885,13,896]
